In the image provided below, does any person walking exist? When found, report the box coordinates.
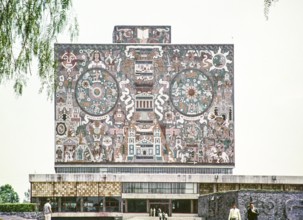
[228,203,241,220]
[247,202,259,220]
[158,211,162,220]
[163,211,168,220]
[43,199,52,220]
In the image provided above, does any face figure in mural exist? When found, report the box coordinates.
[88,51,106,69]
[102,136,114,162]
[93,142,102,162]
[102,136,113,148]
[93,51,101,62]
[56,147,63,161]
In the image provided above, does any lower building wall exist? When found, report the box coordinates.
[198,190,303,220]
[0,212,43,220]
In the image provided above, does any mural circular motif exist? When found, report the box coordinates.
[170,69,213,116]
[75,68,119,116]
[213,54,226,68]
[56,122,67,136]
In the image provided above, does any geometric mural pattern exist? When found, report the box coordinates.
[99,182,121,197]
[217,183,237,192]
[31,183,54,197]
[55,42,234,165]
[77,182,99,197]
[54,182,77,197]
[32,182,122,197]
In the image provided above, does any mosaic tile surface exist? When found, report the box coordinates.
[99,182,121,196]
[55,42,234,165]
[31,183,54,197]
[32,182,122,197]
[53,182,77,197]
[77,182,99,196]
[113,26,171,43]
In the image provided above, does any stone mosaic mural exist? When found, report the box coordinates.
[113,26,171,43]
[55,43,234,165]
[199,191,303,220]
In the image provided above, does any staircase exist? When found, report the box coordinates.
[123,213,201,220]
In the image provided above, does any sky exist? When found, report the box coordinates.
[1,0,303,202]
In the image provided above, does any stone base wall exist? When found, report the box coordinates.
[198,190,303,220]
[0,212,43,220]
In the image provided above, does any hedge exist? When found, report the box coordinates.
[0,203,36,212]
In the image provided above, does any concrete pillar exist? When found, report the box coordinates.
[213,183,217,193]
[103,197,106,212]
[80,197,83,212]
[121,199,124,213]
[169,199,172,217]
[125,199,128,213]
[58,197,61,212]
[190,199,194,213]
[147,199,150,213]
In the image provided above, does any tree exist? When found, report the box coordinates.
[0,184,19,203]
[0,0,78,98]
[264,0,280,20]
[23,189,30,203]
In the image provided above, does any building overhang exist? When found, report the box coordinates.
[29,173,303,185]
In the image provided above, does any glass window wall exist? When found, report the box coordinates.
[122,183,197,194]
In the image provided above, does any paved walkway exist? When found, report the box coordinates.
[0,215,36,220]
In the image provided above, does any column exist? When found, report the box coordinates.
[58,197,62,212]
[80,197,83,212]
[125,199,128,213]
[169,199,172,217]
[190,200,194,213]
[103,197,106,212]
[147,199,150,214]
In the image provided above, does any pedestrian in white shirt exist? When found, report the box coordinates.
[43,199,52,220]
[228,203,241,220]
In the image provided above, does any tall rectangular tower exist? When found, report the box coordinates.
[54,26,234,174]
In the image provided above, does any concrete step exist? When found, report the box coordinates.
[123,218,201,220]
[123,213,200,220]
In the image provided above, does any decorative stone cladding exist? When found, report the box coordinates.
[198,190,303,220]
[31,182,121,197]
[199,183,303,195]
[99,182,121,197]
[113,26,171,43]
[54,182,77,197]
[0,212,44,220]
[77,182,99,196]
[32,182,54,197]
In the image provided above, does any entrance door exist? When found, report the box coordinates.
[149,199,171,217]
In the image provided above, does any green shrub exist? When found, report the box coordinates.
[0,203,36,212]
